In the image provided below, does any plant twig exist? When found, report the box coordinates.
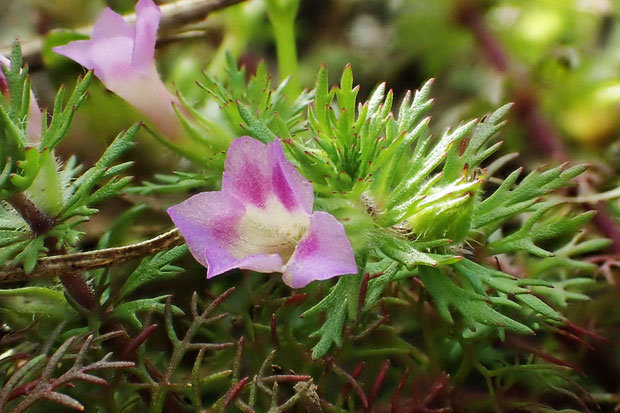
[0,228,184,283]
[560,186,620,203]
[0,0,247,70]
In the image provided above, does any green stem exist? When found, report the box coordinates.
[205,2,261,79]
[267,0,301,100]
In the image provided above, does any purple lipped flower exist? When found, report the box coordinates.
[0,55,41,143]
[168,137,358,288]
[53,0,182,138]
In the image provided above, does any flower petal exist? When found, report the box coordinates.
[222,137,272,208]
[91,8,133,41]
[223,137,314,213]
[268,140,314,214]
[283,211,358,288]
[53,40,94,69]
[168,191,244,268]
[228,254,284,276]
[54,37,134,84]
[107,69,181,137]
[0,55,9,95]
[132,0,161,71]
[167,191,284,278]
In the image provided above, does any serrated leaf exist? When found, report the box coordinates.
[41,71,92,150]
[379,237,439,267]
[119,245,188,300]
[303,274,361,358]
[531,278,596,307]
[364,259,402,309]
[126,172,209,195]
[59,124,138,220]
[418,266,533,334]
[112,295,184,330]
[309,298,347,359]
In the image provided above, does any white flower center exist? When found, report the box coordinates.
[235,197,310,263]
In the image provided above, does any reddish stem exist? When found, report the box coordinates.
[225,377,250,407]
[285,292,308,306]
[335,361,368,408]
[391,368,410,413]
[591,202,620,253]
[365,360,390,412]
[358,272,370,313]
[262,374,312,383]
[121,324,159,360]
[7,193,54,235]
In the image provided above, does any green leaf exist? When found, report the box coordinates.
[532,278,596,308]
[378,237,443,267]
[308,298,347,359]
[418,266,533,334]
[40,71,92,150]
[59,124,138,220]
[0,287,79,329]
[442,103,511,183]
[396,78,434,135]
[476,164,587,234]
[10,147,41,191]
[126,171,209,195]
[303,275,361,358]
[11,236,47,273]
[515,293,563,322]
[236,102,279,143]
[119,245,188,300]
[489,203,595,257]
[364,259,402,310]
[112,295,184,330]
[387,119,477,209]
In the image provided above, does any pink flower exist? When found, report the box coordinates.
[0,55,8,95]
[168,137,358,288]
[0,55,41,143]
[53,0,181,138]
